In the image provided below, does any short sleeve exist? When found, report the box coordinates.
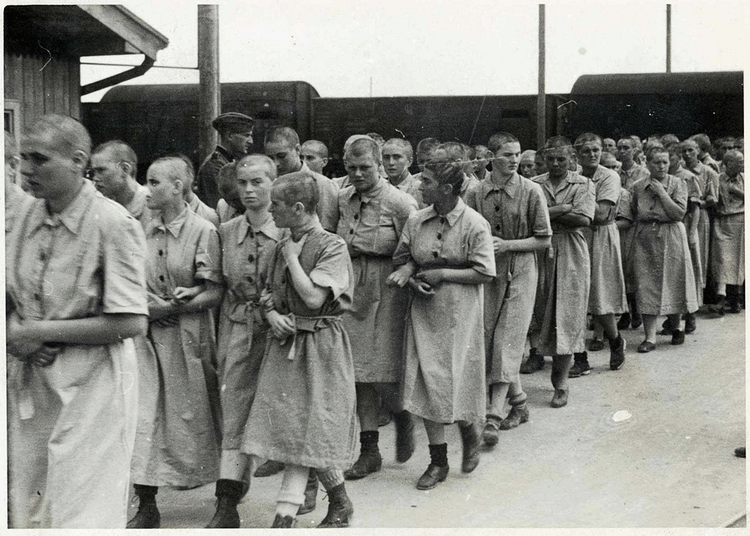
[569,181,596,220]
[309,236,352,300]
[466,214,497,277]
[616,190,634,222]
[102,213,149,315]
[393,193,418,238]
[704,167,720,203]
[392,213,416,266]
[669,176,688,219]
[597,170,621,205]
[529,182,552,236]
[195,225,224,284]
[316,175,340,232]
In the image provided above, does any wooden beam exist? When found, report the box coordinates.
[198,5,220,163]
[537,4,546,150]
[78,5,169,59]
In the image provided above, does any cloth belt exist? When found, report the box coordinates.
[280,314,342,361]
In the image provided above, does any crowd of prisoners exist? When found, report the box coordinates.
[4,111,744,528]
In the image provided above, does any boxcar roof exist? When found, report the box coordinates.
[100,81,320,102]
[572,71,743,96]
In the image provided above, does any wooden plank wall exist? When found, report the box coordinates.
[4,51,81,131]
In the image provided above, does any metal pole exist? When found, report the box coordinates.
[537,4,546,149]
[666,4,672,73]
[198,5,220,163]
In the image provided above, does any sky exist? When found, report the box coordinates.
[81,0,749,102]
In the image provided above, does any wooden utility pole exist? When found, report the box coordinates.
[536,4,546,150]
[666,4,672,73]
[198,5,220,163]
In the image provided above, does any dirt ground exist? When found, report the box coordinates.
[133,310,746,529]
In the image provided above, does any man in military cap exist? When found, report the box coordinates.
[197,112,254,209]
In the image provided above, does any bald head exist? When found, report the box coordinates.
[301,140,329,174]
[25,114,91,161]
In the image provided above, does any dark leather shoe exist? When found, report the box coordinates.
[297,469,318,515]
[735,447,746,458]
[671,329,685,345]
[499,405,529,430]
[205,497,240,528]
[416,463,449,490]
[520,350,544,374]
[394,411,415,463]
[630,313,642,329]
[550,389,568,408]
[343,450,382,480]
[617,312,631,330]
[254,459,285,478]
[637,340,656,353]
[317,483,354,528]
[588,338,605,351]
[684,313,696,334]
[482,415,502,447]
[459,422,480,473]
[271,514,296,528]
[609,336,626,371]
[127,504,160,529]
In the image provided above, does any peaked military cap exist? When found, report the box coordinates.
[212,112,255,132]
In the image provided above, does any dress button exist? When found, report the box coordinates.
[354,214,359,220]
[349,229,354,235]
[437,233,442,239]
[439,217,445,224]
[159,275,165,282]
[247,276,254,283]
[495,206,500,212]
[247,254,255,263]
[432,251,438,258]
[39,251,46,262]
[159,250,164,256]
[496,225,501,231]
[34,293,41,301]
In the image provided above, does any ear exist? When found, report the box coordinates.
[321,158,328,167]
[173,179,184,196]
[119,161,132,176]
[72,150,88,171]
[293,201,305,215]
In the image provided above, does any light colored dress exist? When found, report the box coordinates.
[674,166,704,305]
[242,227,357,469]
[394,198,496,423]
[217,214,284,449]
[583,165,628,315]
[630,175,698,316]
[533,171,596,356]
[337,179,417,383]
[466,173,551,385]
[131,205,223,488]
[7,180,147,528]
[301,162,340,232]
[711,172,744,286]
[686,161,719,288]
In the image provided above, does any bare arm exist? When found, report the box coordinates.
[556,213,592,227]
[593,200,616,224]
[282,235,329,310]
[8,313,148,346]
[416,267,493,287]
[494,235,551,254]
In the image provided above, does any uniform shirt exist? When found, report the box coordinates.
[188,193,220,228]
[333,175,349,189]
[300,162,339,232]
[197,145,232,210]
[618,163,650,191]
[629,174,688,223]
[700,153,721,174]
[220,213,283,322]
[672,166,701,205]
[337,178,418,257]
[588,165,621,225]
[533,171,596,232]
[389,172,424,207]
[466,172,551,240]
[125,182,152,229]
[715,172,744,216]
[144,203,222,300]
[686,161,719,206]
[616,189,633,222]
[393,198,496,278]
[459,174,481,201]
[7,179,147,322]
[217,198,243,224]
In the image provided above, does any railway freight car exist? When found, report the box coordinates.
[566,71,743,141]
[312,94,568,177]
[83,81,318,182]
